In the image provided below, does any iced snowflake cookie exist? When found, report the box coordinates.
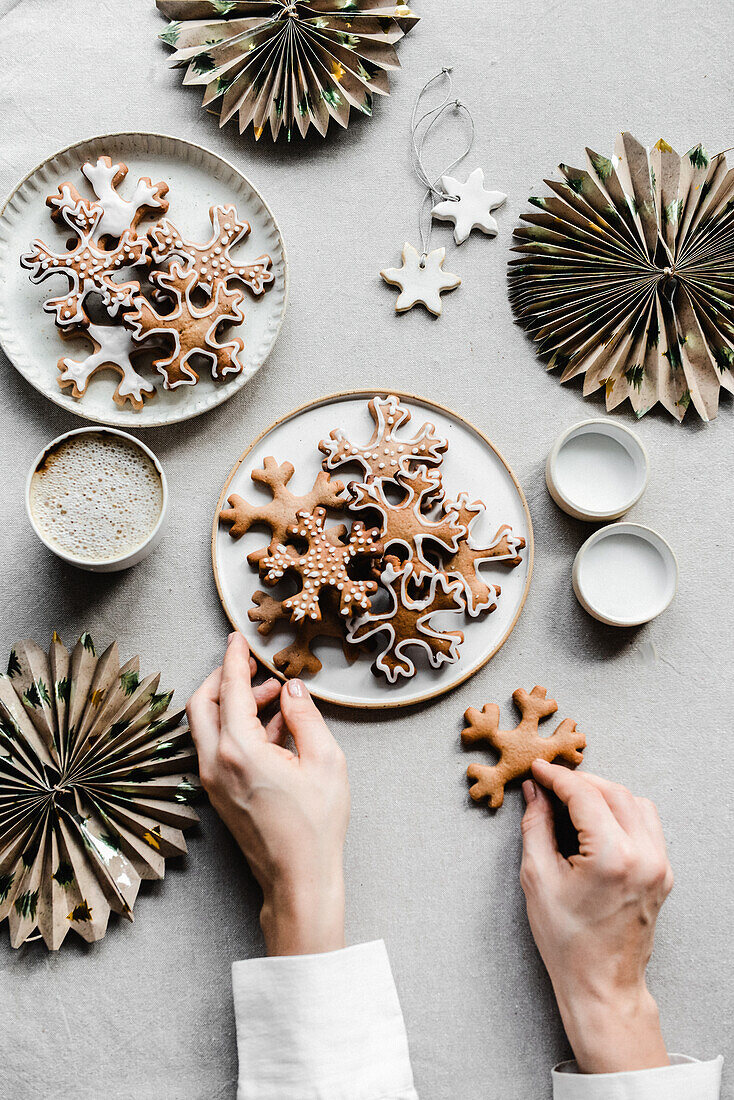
[348,466,465,582]
[21,197,147,329]
[347,558,466,683]
[124,264,247,389]
[320,394,447,484]
[47,156,169,240]
[57,324,157,411]
[260,507,383,622]
[149,205,273,296]
[440,495,526,617]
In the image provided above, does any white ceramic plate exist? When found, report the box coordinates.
[212,391,534,709]
[0,132,287,428]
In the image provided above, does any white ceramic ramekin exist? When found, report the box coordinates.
[26,427,168,572]
[546,419,649,522]
[572,522,678,627]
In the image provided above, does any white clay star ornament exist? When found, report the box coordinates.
[431,168,507,245]
[380,243,461,316]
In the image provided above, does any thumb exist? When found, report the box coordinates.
[279,679,337,761]
[520,781,561,888]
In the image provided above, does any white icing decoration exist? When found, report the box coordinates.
[20,199,146,329]
[81,157,168,239]
[431,168,507,245]
[346,560,465,684]
[58,323,156,408]
[380,243,461,316]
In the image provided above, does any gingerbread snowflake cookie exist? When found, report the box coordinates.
[249,590,357,678]
[319,394,447,484]
[149,205,273,296]
[463,687,586,809]
[125,264,246,388]
[441,495,526,616]
[21,197,147,329]
[48,156,169,240]
[57,324,157,411]
[347,558,466,683]
[220,457,345,565]
[260,507,383,622]
[348,466,465,582]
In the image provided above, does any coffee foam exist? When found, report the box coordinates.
[30,433,163,562]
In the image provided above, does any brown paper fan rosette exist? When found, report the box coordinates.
[0,632,199,950]
[157,0,419,141]
[509,132,734,422]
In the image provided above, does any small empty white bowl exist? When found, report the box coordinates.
[546,419,649,522]
[572,523,678,627]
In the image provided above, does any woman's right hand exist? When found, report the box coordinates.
[186,633,350,958]
[520,761,674,1074]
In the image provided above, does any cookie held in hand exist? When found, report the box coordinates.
[249,590,357,678]
[463,687,586,809]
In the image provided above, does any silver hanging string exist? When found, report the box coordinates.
[410,68,476,263]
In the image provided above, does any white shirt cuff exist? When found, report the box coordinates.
[552,1054,723,1098]
[231,940,418,1100]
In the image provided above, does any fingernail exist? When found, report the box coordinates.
[227,632,238,646]
[264,678,279,689]
[522,780,537,803]
[287,678,306,697]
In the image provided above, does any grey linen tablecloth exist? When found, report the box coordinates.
[0,1,731,1097]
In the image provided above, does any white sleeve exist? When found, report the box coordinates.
[231,939,418,1100]
[552,1054,723,1099]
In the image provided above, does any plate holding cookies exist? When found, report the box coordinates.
[213,391,534,708]
[0,132,287,427]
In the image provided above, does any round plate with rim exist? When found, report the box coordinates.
[212,390,534,709]
[0,131,287,428]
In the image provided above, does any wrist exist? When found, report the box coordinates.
[554,980,669,1074]
[260,872,345,957]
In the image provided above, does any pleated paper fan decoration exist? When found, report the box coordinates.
[0,632,200,950]
[156,0,419,141]
[509,133,734,422]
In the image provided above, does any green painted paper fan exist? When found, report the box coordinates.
[156,0,419,141]
[509,132,734,422]
[0,632,199,950]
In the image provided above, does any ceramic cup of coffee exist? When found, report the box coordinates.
[26,427,168,572]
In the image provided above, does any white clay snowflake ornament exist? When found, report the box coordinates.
[431,168,506,245]
[380,243,461,317]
